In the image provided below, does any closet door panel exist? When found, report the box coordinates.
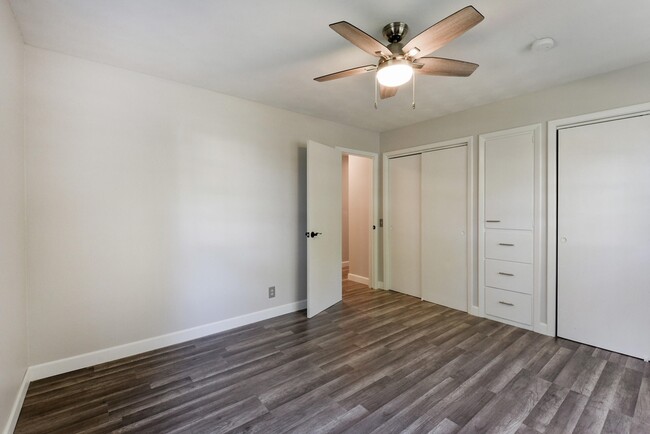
[557,115,650,360]
[484,133,534,230]
[421,147,468,311]
[389,154,421,297]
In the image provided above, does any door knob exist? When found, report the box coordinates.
[305,231,322,238]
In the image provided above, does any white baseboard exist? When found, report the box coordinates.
[376,281,384,290]
[342,261,349,267]
[535,322,552,337]
[348,273,369,286]
[3,370,30,434]
[469,306,481,317]
[27,299,306,382]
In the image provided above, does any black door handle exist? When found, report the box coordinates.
[305,231,322,238]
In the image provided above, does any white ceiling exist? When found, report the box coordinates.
[9,0,650,132]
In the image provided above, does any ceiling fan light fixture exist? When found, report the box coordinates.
[376,59,413,87]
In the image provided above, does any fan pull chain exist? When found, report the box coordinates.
[412,73,416,109]
[374,75,378,109]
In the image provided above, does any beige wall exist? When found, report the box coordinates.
[0,0,27,430]
[24,46,379,365]
[348,155,372,280]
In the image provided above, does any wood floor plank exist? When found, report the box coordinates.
[15,280,650,433]
[543,390,588,434]
[572,404,609,434]
[588,361,626,411]
[601,409,632,433]
[522,383,570,432]
[430,418,462,434]
[368,377,460,434]
[311,404,368,434]
[635,366,650,424]
[571,356,607,397]
[611,367,644,417]
[457,369,550,434]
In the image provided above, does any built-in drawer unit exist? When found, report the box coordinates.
[480,125,540,331]
[485,259,533,295]
[485,286,532,325]
[484,230,533,263]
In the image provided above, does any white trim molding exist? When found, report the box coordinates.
[347,273,370,286]
[337,147,381,291]
[547,102,650,338]
[4,371,30,434]
[27,300,306,382]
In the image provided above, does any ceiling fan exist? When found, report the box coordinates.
[314,5,484,101]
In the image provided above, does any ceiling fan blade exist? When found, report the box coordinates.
[379,84,398,99]
[330,21,392,58]
[402,6,484,59]
[314,64,377,82]
[414,57,479,77]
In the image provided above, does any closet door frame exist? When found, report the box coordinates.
[337,146,381,290]
[382,136,476,313]
[547,102,650,338]
[478,124,542,331]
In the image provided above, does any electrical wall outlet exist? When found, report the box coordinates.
[268,286,276,298]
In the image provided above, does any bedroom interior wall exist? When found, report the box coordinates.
[0,0,27,431]
[24,46,379,367]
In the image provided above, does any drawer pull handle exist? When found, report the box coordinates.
[499,301,515,306]
[498,243,515,246]
[486,220,501,223]
[498,272,514,276]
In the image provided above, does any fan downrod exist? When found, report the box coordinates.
[382,22,409,43]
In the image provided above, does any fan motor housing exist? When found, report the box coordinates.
[382,22,408,43]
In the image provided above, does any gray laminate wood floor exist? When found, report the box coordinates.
[15,281,650,433]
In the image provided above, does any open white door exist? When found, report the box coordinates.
[307,140,342,318]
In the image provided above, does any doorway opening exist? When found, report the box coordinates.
[342,153,374,292]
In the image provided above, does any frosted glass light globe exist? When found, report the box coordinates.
[377,59,413,87]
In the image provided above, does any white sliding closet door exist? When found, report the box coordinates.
[389,154,421,297]
[421,146,468,311]
[557,115,650,360]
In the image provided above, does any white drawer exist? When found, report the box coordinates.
[485,287,532,325]
[485,230,533,263]
[485,259,533,295]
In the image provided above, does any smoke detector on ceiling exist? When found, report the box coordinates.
[531,37,556,52]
